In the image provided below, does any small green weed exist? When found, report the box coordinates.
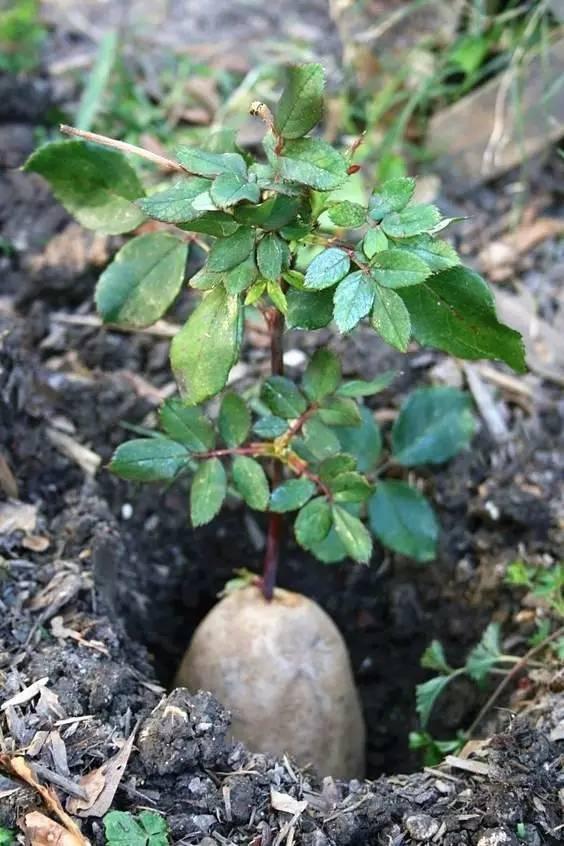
[103,810,169,846]
[0,0,46,74]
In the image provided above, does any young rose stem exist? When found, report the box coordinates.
[262,307,285,601]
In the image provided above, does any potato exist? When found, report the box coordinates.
[175,585,365,778]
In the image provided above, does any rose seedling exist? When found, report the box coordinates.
[24,63,526,775]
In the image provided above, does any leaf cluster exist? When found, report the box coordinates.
[110,351,477,563]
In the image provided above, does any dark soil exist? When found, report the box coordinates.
[1,67,563,845]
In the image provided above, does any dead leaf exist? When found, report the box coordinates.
[0,500,37,534]
[21,810,86,846]
[0,755,89,845]
[66,727,136,817]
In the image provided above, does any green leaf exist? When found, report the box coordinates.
[207,226,255,272]
[308,526,348,563]
[103,811,150,846]
[95,233,187,328]
[333,271,375,332]
[337,406,381,472]
[301,416,341,460]
[332,504,372,563]
[370,250,430,288]
[416,676,453,727]
[224,255,258,294]
[282,270,305,291]
[180,211,239,237]
[371,286,411,352]
[273,136,348,191]
[328,201,366,228]
[75,31,118,132]
[337,371,396,397]
[368,481,438,561]
[159,398,215,451]
[189,265,223,291]
[175,147,247,178]
[109,438,188,482]
[261,376,307,419]
[382,204,442,238]
[138,177,210,223]
[210,172,260,208]
[392,387,476,466]
[231,456,269,510]
[319,396,361,427]
[329,471,372,502]
[190,458,227,526]
[421,641,453,674]
[253,415,288,438]
[399,266,527,372]
[245,279,266,305]
[24,140,145,234]
[0,827,15,846]
[319,453,356,482]
[171,286,242,404]
[466,623,502,682]
[287,287,334,330]
[270,478,316,512]
[234,195,300,229]
[363,229,388,258]
[396,234,460,272]
[218,393,251,447]
[267,280,288,313]
[369,177,415,219]
[295,497,332,549]
[303,348,341,402]
[257,233,287,281]
[275,63,325,139]
[138,811,168,846]
[304,248,350,290]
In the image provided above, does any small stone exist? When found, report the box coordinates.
[283,348,306,368]
[477,829,518,846]
[405,813,440,841]
[191,814,216,834]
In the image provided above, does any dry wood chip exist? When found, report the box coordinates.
[271,788,308,816]
[47,730,70,776]
[463,363,510,444]
[0,500,37,534]
[444,755,491,776]
[50,616,110,657]
[479,217,564,282]
[21,534,51,552]
[0,755,89,845]
[29,570,84,616]
[21,810,88,846]
[1,677,49,711]
[36,686,65,721]
[0,452,18,498]
[46,427,101,477]
[66,728,137,817]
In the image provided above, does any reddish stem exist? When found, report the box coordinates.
[261,307,286,601]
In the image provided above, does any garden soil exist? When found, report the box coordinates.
[1,71,563,845]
